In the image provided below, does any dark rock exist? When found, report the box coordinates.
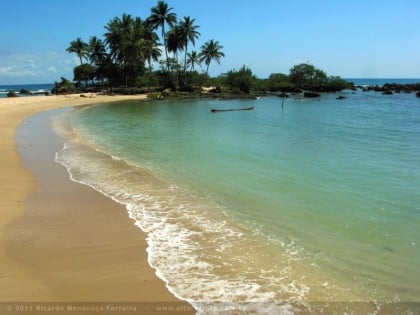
[416,91,420,98]
[7,91,18,97]
[382,90,393,95]
[304,91,321,98]
[336,95,346,100]
[19,89,31,95]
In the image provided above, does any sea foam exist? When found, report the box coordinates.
[50,95,420,314]
[53,121,314,314]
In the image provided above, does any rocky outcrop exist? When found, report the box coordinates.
[7,91,18,97]
[304,91,321,98]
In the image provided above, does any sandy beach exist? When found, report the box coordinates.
[0,94,194,314]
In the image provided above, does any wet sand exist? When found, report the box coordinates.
[0,95,194,314]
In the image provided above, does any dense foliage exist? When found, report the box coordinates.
[61,1,351,95]
[53,77,76,94]
[223,66,257,94]
[63,1,224,91]
[288,63,351,92]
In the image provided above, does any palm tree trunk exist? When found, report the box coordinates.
[184,42,188,76]
[165,48,169,71]
[162,26,170,72]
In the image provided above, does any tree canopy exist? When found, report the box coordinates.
[289,63,351,92]
[63,1,351,95]
[65,1,224,90]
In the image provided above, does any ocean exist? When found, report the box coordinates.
[347,78,420,86]
[0,83,53,98]
[51,81,419,313]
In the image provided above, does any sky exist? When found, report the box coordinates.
[1,0,419,84]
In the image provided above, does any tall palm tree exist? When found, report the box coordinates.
[88,36,106,66]
[127,17,161,71]
[141,19,162,70]
[199,39,225,75]
[166,25,183,65]
[104,15,161,86]
[186,51,200,71]
[105,14,150,85]
[66,37,88,65]
[88,36,107,87]
[104,14,135,64]
[178,16,200,74]
[147,1,177,70]
[142,40,161,71]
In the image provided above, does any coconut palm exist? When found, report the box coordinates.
[104,14,161,85]
[88,36,107,66]
[104,14,135,64]
[199,39,225,75]
[66,37,88,65]
[147,1,177,70]
[87,36,107,87]
[125,18,160,70]
[186,51,200,71]
[166,25,183,65]
[140,19,162,70]
[178,16,200,74]
[142,41,161,71]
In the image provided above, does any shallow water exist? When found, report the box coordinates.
[53,90,420,313]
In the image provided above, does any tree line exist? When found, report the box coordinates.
[59,0,351,95]
[63,0,224,91]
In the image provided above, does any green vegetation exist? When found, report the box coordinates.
[53,77,76,94]
[60,1,352,96]
[223,66,257,94]
[289,63,351,92]
[66,37,88,65]
[63,1,223,92]
[199,40,225,75]
[74,64,96,87]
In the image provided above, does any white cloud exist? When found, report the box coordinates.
[0,51,75,84]
[28,59,36,69]
[0,66,13,73]
[48,66,57,73]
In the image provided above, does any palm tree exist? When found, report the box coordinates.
[166,25,183,65]
[186,51,200,71]
[127,18,161,71]
[142,40,161,71]
[199,39,225,75]
[88,36,106,66]
[178,16,200,74]
[147,1,177,70]
[104,14,135,64]
[87,36,107,87]
[104,15,161,86]
[66,37,88,65]
[140,19,162,70]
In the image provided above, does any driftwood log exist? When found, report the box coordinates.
[211,106,254,113]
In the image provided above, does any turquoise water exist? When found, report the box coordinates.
[54,90,420,313]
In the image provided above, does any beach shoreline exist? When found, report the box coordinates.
[0,94,194,313]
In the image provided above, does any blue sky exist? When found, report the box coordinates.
[1,0,419,84]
